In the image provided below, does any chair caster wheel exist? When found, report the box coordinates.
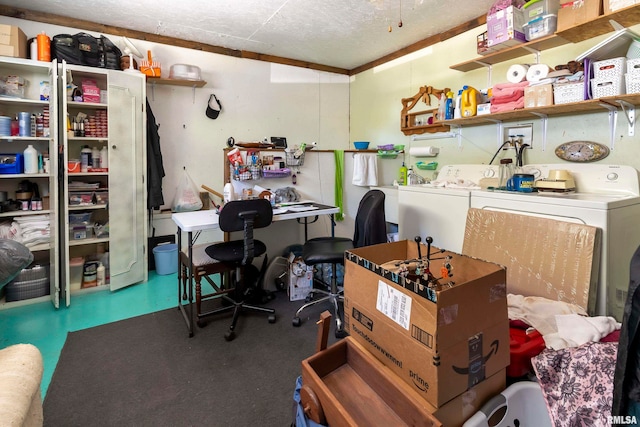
[268,314,276,323]
[224,331,235,341]
[335,329,348,339]
[292,317,302,327]
[197,319,207,328]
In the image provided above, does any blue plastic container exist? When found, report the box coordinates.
[152,243,178,275]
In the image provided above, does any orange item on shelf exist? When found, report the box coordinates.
[140,50,161,78]
[36,32,50,62]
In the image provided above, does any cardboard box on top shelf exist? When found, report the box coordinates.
[557,0,603,32]
[604,0,637,12]
[487,5,527,49]
[0,25,27,58]
[343,240,509,407]
[524,83,554,107]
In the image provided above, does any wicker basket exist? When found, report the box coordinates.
[591,75,625,98]
[553,81,585,104]
[592,57,626,81]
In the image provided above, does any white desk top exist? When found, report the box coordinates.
[172,202,339,232]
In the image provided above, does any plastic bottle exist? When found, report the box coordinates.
[461,85,481,117]
[92,147,100,168]
[81,145,92,172]
[399,162,408,186]
[223,182,235,203]
[437,93,447,121]
[36,32,51,62]
[444,91,454,120]
[29,38,37,61]
[23,145,39,174]
[453,89,462,119]
[498,158,515,191]
[100,146,108,169]
[97,263,106,287]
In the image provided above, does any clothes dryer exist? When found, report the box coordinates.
[398,164,500,253]
[470,164,640,320]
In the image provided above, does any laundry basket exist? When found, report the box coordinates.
[462,381,552,427]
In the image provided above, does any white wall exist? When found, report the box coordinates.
[0,16,350,213]
[350,23,640,172]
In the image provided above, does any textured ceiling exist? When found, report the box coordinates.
[1,0,495,71]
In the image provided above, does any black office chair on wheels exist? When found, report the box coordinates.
[292,189,387,337]
[205,198,276,341]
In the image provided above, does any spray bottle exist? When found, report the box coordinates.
[444,91,454,120]
[453,89,463,119]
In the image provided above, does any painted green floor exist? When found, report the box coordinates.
[1,271,179,398]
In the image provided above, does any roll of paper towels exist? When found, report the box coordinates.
[409,146,440,157]
[506,64,529,83]
[526,64,551,82]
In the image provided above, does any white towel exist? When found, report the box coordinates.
[544,314,621,350]
[352,153,378,187]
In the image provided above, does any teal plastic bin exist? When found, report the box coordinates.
[152,243,178,275]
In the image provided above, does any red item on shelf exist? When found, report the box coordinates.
[508,327,546,378]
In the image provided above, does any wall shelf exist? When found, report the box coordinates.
[146,78,207,87]
[450,4,640,73]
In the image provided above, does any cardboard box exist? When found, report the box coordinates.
[603,0,637,12]
[558,0,603,32]
[524,83,554,107]
[343,240,509,407]
[487,6,526,49]
[288,255,313,301]
[430,369,506,426]
[0,24,27,58]
[462,208,600,314]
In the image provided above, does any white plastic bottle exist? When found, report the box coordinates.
[100,146,108,169]
[223,182,235,203]
[453,89,462,119]
[92,146,100,168]
[80,145,92,172]
[23,145,39,174]
[97,262,106,287]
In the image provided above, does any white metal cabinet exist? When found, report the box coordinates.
[0,58,59,309]
[60,63,147,304]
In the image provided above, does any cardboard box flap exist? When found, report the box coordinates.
[462,208,600,314]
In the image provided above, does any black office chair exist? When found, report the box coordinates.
[292,189,387,337]
[205,198,276,341]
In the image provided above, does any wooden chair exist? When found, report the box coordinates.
[179,243,234,328]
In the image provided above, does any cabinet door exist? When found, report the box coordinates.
[107,71,147,290]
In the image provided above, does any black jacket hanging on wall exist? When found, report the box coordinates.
[146,99,165,210]
[613,243,640,420]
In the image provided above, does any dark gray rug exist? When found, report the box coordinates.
[43,291,339,427]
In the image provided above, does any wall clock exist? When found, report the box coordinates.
[554,141,610,162]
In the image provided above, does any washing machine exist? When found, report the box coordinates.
[398,164,500,253]
[470,164,640,320]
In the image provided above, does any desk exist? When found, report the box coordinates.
[172,202,340,336]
